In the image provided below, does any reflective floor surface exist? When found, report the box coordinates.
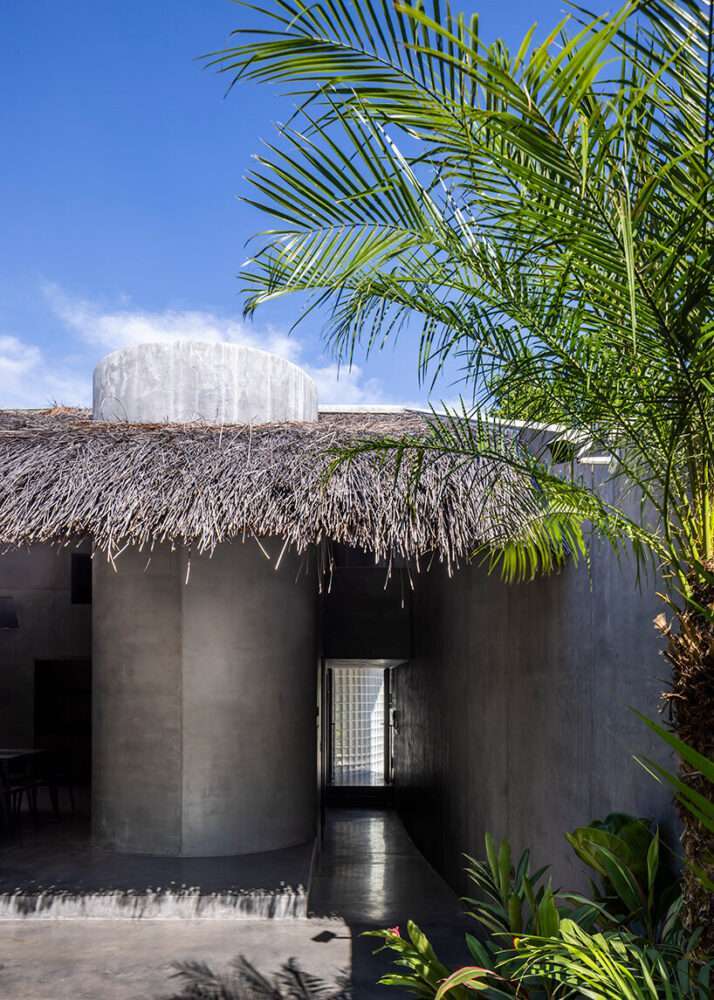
[0,809,471,999]
[308,808,470,997]
[310,808,465,926]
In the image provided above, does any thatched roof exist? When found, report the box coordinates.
[0,407,534,568]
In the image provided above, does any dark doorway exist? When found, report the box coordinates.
[34,659,92,799]
[324,660,401,807]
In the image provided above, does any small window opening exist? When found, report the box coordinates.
[71,553,92,605]
[0,596,19,629]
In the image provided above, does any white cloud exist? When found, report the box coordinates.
[45,283,300,361]
[0,285,389,409]
[308,362,385,405]
[0,335,90,408]
[0,335,40,381]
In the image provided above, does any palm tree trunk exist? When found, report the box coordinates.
[660,568,714,948]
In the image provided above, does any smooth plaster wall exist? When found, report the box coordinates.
[93,540,318,857]
[393,470,676,895]
[0,545,91,747]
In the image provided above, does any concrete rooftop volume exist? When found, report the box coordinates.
[92,341,318,424]
[91,342,319,856]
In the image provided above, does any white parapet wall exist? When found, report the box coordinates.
[92,341,318,424]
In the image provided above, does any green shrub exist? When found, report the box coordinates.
[564,814,680,944]
[369,819,710,999]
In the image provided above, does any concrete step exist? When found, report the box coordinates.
[0,815,315,920]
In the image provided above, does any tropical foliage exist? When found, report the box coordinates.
[506,919,711,999]
[367,818,710,998]
[209,0,714,932]
[462,834,559,939]
[636,713,714,892]
[563,813,680,942]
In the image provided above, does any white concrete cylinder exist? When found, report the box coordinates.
[93,542,318,856]
[91,342,319,855]
[92,341,318,424]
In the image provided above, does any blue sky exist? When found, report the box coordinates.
[2,0,578,409]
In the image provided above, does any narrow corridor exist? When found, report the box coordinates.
[309,809,470,997]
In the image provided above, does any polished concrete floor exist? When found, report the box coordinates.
[309,809,470,998]
[311,809,465,925]
[0,808,470,999]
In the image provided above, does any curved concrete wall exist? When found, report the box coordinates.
[93,541,318,856]
[93,341,318,425]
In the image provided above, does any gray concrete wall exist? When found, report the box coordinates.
[180,543,318,855]
[93,540,318,857]
[0,545,91,747]
[393,472,676,895]
[93,545,183,853]
[323,567,412,660]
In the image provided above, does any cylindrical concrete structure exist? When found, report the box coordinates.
[91,342,319,856]
[93,341,318,424]
[93,542,317,856]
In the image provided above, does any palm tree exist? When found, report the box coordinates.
[207,0,714,937]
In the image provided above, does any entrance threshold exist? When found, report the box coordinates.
[325,785,394,808]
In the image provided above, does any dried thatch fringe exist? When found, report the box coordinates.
[0,408,535,570]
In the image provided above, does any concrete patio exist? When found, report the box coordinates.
[0,809,471,999]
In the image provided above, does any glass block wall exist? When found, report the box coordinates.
[331,666,385,786]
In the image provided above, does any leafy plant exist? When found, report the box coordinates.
[374,919,711,999]
[163,956,350,999]
[367,922,542,999]
[367,820,708,997]
[366,922,476,999]
[564,814,680,942]
[636,713,714,893]
[459,834,561,993]
[510,919,711,1000]
[211,0,714,935]
[371,911,709,999]
[463,834,559,940]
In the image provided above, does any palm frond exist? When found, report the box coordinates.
[329,403,665,581]
[213,0,714,581]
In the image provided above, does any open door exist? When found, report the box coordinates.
[324,659,402,805]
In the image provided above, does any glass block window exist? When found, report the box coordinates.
[331,666,385,786]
